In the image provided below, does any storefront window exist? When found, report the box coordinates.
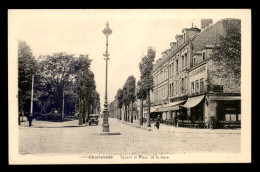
[231,114,236,121]
[200,78,204,93]
[225,114,230,121]
[195,80,199,94]
[191,82,194,94]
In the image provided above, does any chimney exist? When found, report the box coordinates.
[201,19,213,29]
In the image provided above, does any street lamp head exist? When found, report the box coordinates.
[103,22,112,36]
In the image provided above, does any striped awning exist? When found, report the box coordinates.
[156,100,186,112]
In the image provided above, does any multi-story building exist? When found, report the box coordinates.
[150,18,241,128]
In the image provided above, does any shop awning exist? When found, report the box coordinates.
[156,100,186,112]
[150,106,156,113]
[181,95,205,108]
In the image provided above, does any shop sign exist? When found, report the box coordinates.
[189,65,206,77]
[210,96,241,100]
[213,85,223,92]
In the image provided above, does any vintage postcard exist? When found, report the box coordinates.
[8,9,251,164]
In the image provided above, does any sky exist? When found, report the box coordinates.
[9,9,245,112]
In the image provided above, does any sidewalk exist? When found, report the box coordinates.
[119,119,241,134]
[19,119,87,128]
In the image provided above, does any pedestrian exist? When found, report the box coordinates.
[174,115,178,127]
[155,115,160,129]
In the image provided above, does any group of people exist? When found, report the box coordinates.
[154,115,179,129]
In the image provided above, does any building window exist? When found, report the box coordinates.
[191,82,194,94]
[169,64,171,77]
[173,63,175,75]
[176,59,178,73]
[202,51,206,61]
[231,114,237,121]
[169,83,172,97]
[182,56,184,70]
[182,78,184,93]
[176,80,178,95]
[185,53,187,67]
[172,83,174,96]
[185,76,187,93]
[225,114,230,121]
[200,78,204,93]
[195,80,199,94]
[193,57,196,66]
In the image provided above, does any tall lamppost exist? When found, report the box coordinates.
[102,22,112,132]
[29,74,34,127]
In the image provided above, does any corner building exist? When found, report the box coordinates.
[151,19,241,129]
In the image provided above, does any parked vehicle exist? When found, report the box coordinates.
[88,114,99,126]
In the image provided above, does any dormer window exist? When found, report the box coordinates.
[202,51,206,61]
[193,56,196,66]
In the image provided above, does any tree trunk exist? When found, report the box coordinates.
[131,101,133,123]
[18,110,21,125]
[82,101,86,124]
[127,105,130,122]
[120,108,122,120]
[147,90,151,127]
[124,105,127,121]
[79,99,83,125]
[140,97,143,125]
[22,111,24,122]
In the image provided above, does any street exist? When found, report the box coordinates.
[19,118,240,155]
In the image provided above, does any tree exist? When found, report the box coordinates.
[18,40,36,125]
[116,88,123,120]
[210,19,241,79]
[136,80,147,125]
[33,53,96,125]
[81,69,96,124]
[126,75,136,123]
[139,47,156,127]
[34,52,76,120]
[122,83,129,121]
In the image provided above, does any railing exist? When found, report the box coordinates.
[217,120,241,129]
[177,120,206,128]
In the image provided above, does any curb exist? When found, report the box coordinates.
[120,120,152,131]
[118,120,240,134]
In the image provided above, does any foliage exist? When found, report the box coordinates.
[30,52,100,123]
[18,40,36,119]
[210,19,241,79]
[138,47,156,126]
[139,47,156,92]
[126,75,136,103]
[116,88,123,110]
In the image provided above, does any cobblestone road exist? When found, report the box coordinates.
[19,118,240,155]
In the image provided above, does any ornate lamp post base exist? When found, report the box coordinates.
[102,109,110,132]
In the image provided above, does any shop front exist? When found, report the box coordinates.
[156,100,186,125]
[208,94,241,129]
[181,95,206,128]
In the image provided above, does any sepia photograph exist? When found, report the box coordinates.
[8,9,251,164]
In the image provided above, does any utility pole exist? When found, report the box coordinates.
[29,74,34,127]
[62,66,65,121]
[102,22,112,132]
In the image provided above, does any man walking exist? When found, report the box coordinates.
[155,115,160,129]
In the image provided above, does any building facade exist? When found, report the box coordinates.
[149,18,241,128]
